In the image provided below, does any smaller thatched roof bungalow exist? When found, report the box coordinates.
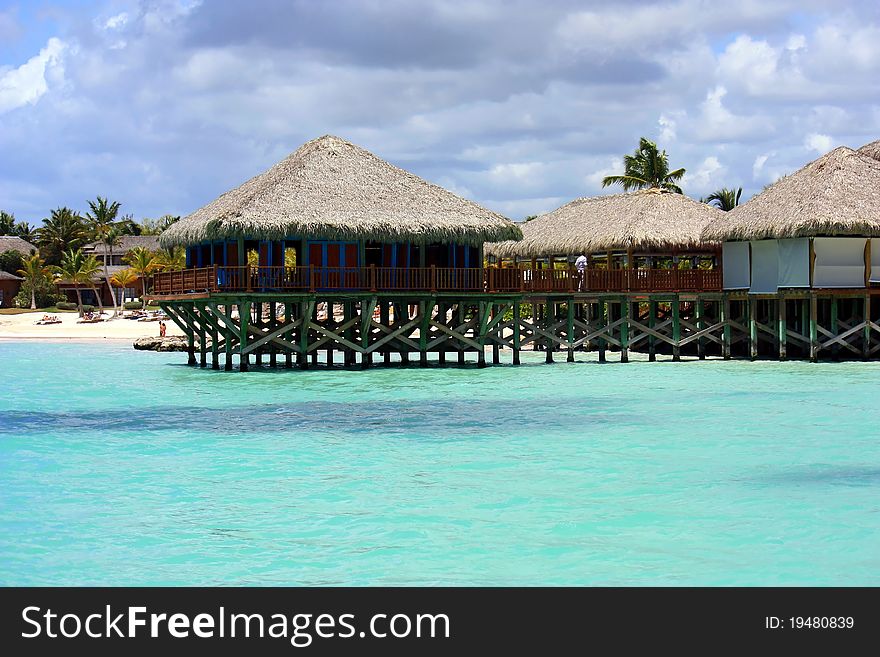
[161,135,521,274]
[486,188,723,266]
[703,146,880,293]
[858,139,880,162]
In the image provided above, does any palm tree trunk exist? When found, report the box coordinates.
[91,284,105,316]
[30,280,36,310]
[141,274,148,309]
[75,288,84,317]
[106,242,117,318]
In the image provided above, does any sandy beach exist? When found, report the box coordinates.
[0,311,184,340]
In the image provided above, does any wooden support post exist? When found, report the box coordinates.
[598,299,606,363]
[284,302,293,368]
[268,301,277,367]
[778,297,787,361]
[209,310,219,370]
[830,296,839,361]
[620,297,629,363]
[437,303,447,365]
[722,296,731,360]
[545,302,554,363]
[458,301,466,365]
[477,301,488,368]
[748,297,758,360]
[809,294,818,362]
[648,299,657,362]
[298,300,312,369]
[695,297,705,360]
[864,295,872,360]
[419,300,429,367]
[254,302,263,367]
[224,304,233,371]
[239,299,251,371]
[672,298,681,361]
[492,304,501,365]
[567,299,575,362]
[183,307,196,365]
[513,301,521,365]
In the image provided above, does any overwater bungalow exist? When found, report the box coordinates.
[151,135,523,369]
[486,188,724,293]
[702,145,880,359]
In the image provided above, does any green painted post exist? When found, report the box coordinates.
[778,298,787,361]
[285,301,293,368]
[239,299,251,371]
[648,299,656,362]
[224,304,233,371]
[695,298,705,360]
[269,301,277,367]
[864,295,872,361]
[567,299,575,362]
[672,297,682,361]
[299,300,311,370]
[598,299,606,363]
[492,303,501,365]
[748,297,757,361]
[437,303,447,365]
[513,301,521,365]
[458,301,466,365]
[809,294,819,362]
[254,302,263,367]
[721,296,731,360]
[830,296,839,360]
[620,297,629,363]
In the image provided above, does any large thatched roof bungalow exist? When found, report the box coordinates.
[858,139,880,162]
[703,146,880,294]
[160,135,520,283]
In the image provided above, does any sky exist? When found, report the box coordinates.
[1,0,879,225]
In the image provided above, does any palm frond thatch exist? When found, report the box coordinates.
[703,146,880,242]
[160,135,522,248]
[486,188,723,259]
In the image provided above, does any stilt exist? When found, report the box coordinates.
[298,300,311,370]
[477,301,488,369]
[381,301,391,365]
[864,295,872,361]
[672,298,681,361]
[620,297,629,363]
[695,298,705,360]
[512,301,521,365]
[598,299,606,363]
[648,299,657,362]
[809,293,818,362]
[567,300,575,362]
[748,297,758,361]
[778,297,787,361]
[269,301,277,367]
[419,300,428,367]
[254,302,263,367]
[492,304,501,365]
[721,296,731,360]
[224,304,233,371]
[830,296,839,360]
[458,301,466,365]
[544,301,554,364]
[239,299,251,371]
[210,312,219,370]
[285,302,293,368]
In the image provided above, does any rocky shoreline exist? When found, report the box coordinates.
[133,336,212,352]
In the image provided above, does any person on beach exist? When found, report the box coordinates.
[575,254,588,291]
[159,321,166,337]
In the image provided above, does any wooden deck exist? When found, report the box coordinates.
[150,265,723,297]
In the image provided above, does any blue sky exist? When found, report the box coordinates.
[1,0,879,224]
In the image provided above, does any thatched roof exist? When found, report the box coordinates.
[0,236,37,256]
[84,235,159,253]
[486,188,722,258]
[0,270,23,281]
[703,146,880,242]
[857,139,880,162]
[161,135,521,248]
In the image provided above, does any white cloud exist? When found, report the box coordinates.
[104,12,129,30]
[683,156,725,194]
[695,85,769,141]
[585,158,623,190]
[0,38,66,114]
[658,113,677,142]
[752,153,771,179]
[804,133,834,153]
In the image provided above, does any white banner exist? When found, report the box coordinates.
[872,238,880,283]
[722,242,750,289]
[813,237,867,288]
[749,240,779,294]
[777,238,811,288]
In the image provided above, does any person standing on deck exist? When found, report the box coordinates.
[575,254,588,291]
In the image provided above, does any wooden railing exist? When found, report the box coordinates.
[150,265,722,296]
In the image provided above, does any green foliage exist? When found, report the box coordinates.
[123,301,143,310]
[14,279,64,309]
[56,301,78,310]
[704,187,743,211]
[81,304,95,313]
[137,215,180,235]
[0,250,24,274]
[38,207,88,265]
[602,137,686,193]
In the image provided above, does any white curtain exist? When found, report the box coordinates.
[722,241,750,289]
[813,237,867,288]
[777,238,811,288]
[871,238,880,283]
[749,240,779,294]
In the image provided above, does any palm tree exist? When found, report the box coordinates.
[86,197,122,308]
[154,246,186,271]
[124,246,160,309]
[38,207,88,265]
[704,187,743,211]
[52,249,92,316]
[602,137,686,193]
[0,211,16,235]
[109,268,138,315]
[16,254,51,310]
[14,222,36,241]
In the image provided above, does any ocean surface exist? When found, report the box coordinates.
[1,341,879,586]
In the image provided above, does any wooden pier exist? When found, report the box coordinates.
[150,267,880,368]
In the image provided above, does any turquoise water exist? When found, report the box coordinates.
[1,341,879,586]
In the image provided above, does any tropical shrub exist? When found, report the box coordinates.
[123,301,142,310]
[56,301,78,310]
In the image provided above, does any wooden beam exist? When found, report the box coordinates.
[809,294,818,362]
[239,299,251,371]
[778,298,787,361]
[672,298,681,361]
[619,298,629,363]
[748,297,757,361]
[513,301,521,365]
